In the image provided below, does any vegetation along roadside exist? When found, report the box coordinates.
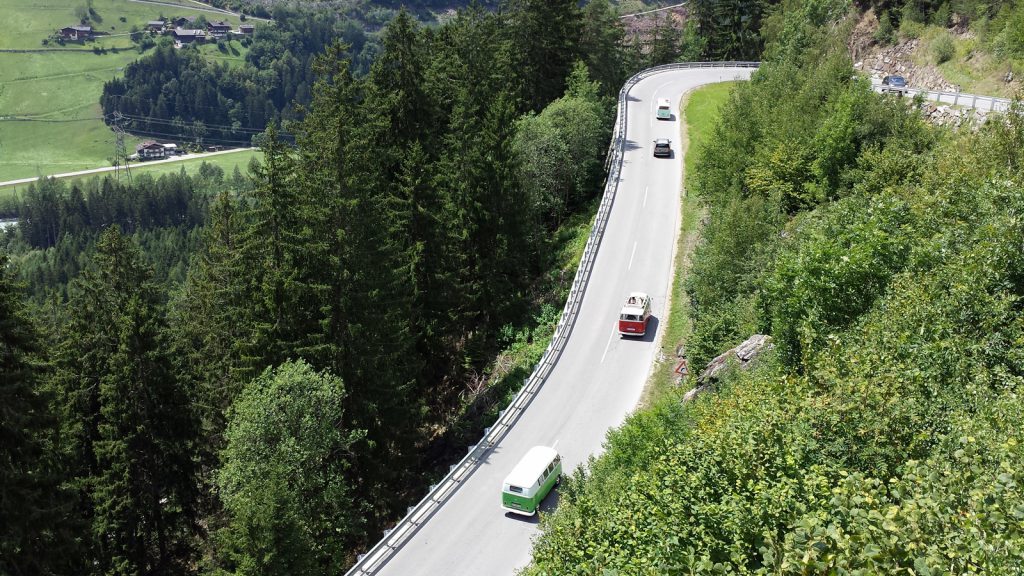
[526,0,1024,573]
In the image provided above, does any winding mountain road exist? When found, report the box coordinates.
[354,65,756,576]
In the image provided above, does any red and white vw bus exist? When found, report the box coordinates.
[618,292,651,337]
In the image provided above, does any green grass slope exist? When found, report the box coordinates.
[0,0,245,182]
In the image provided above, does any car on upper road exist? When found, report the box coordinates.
[618,292,652,337]
[881,75,908,95]
[652,138,672,158]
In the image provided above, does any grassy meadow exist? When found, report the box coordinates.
[0,0,245,182]
[0,149,263,208]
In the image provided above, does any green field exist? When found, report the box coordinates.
[682,81,735,192]
[0,149,263,206]
[0,0,246,182]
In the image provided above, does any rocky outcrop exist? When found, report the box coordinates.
[854,38,964,93]
[683,335,773,403]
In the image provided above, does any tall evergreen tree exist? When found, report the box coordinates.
[54,227,198,575]
[297,42,422,528]
[579,0,628,96]
[692,0,768,60]
[503,0,583,111]
[168,186,254,496]
[0,254,75,575]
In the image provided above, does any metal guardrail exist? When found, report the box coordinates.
[871,82,1013,113]
[344,61,760,576]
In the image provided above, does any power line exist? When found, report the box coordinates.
[620,2,688,18]
[112,111,133,184]
[109,111,275,135]
[124,127,257,146]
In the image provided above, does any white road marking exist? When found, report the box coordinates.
[627,241,638,270]
[643,185,649,207]
[551,439,559,450]
[600,327,616,364]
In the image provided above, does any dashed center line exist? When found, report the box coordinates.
[627,241,638,270]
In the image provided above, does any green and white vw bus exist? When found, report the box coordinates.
[656,98,672,120]
[501,446,561,516]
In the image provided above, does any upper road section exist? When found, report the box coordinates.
[351,64,757,576]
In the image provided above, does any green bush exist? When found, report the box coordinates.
[933,31,956,63]
[875,10,896,43]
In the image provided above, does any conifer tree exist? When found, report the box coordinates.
[579,0,628,96]
[297,42,423,528]
[54,227,198,575]
[504,0,583,111]
[0,254,75,575]
[168,187,254,483]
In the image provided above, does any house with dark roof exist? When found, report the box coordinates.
[136,141,167,160]
[238,23,255,35]
[207,20,231,37]
[146,20,166,32]
[59,25,92,41]
[173,27,206,44]
[172,16,197,27]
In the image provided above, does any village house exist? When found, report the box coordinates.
[136,141,168,160]
[59,25,92,41]
[145,20,166,32]
[172,16,197,27]
[207,20,232,37]
[173,27,206,45]
[238,23,255,35]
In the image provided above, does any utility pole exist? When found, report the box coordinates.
[111,111,132,183]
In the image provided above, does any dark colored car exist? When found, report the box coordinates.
[652,138,672,158]
[881,75,908,94]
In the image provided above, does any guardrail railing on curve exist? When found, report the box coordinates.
[871,82,1013,113]
[345,60,760,576]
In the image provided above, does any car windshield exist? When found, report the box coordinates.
[888,76,906,86]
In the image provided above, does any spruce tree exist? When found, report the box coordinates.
[54,227,198,575]
[580,0,628,96]
[0,254,75,575]
[504,0,583,111]
[297,42,423,529]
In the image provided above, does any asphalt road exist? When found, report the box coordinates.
[372,66,755,576]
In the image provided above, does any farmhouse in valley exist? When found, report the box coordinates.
[59,25,92,41]
[207,20,232,37]
[173,27,206,45]
[136,141,168,160]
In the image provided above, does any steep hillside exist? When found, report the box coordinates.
[526,1,1024,573]
[849,4,1023,97]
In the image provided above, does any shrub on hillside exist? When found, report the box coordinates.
[933,31,956,63]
